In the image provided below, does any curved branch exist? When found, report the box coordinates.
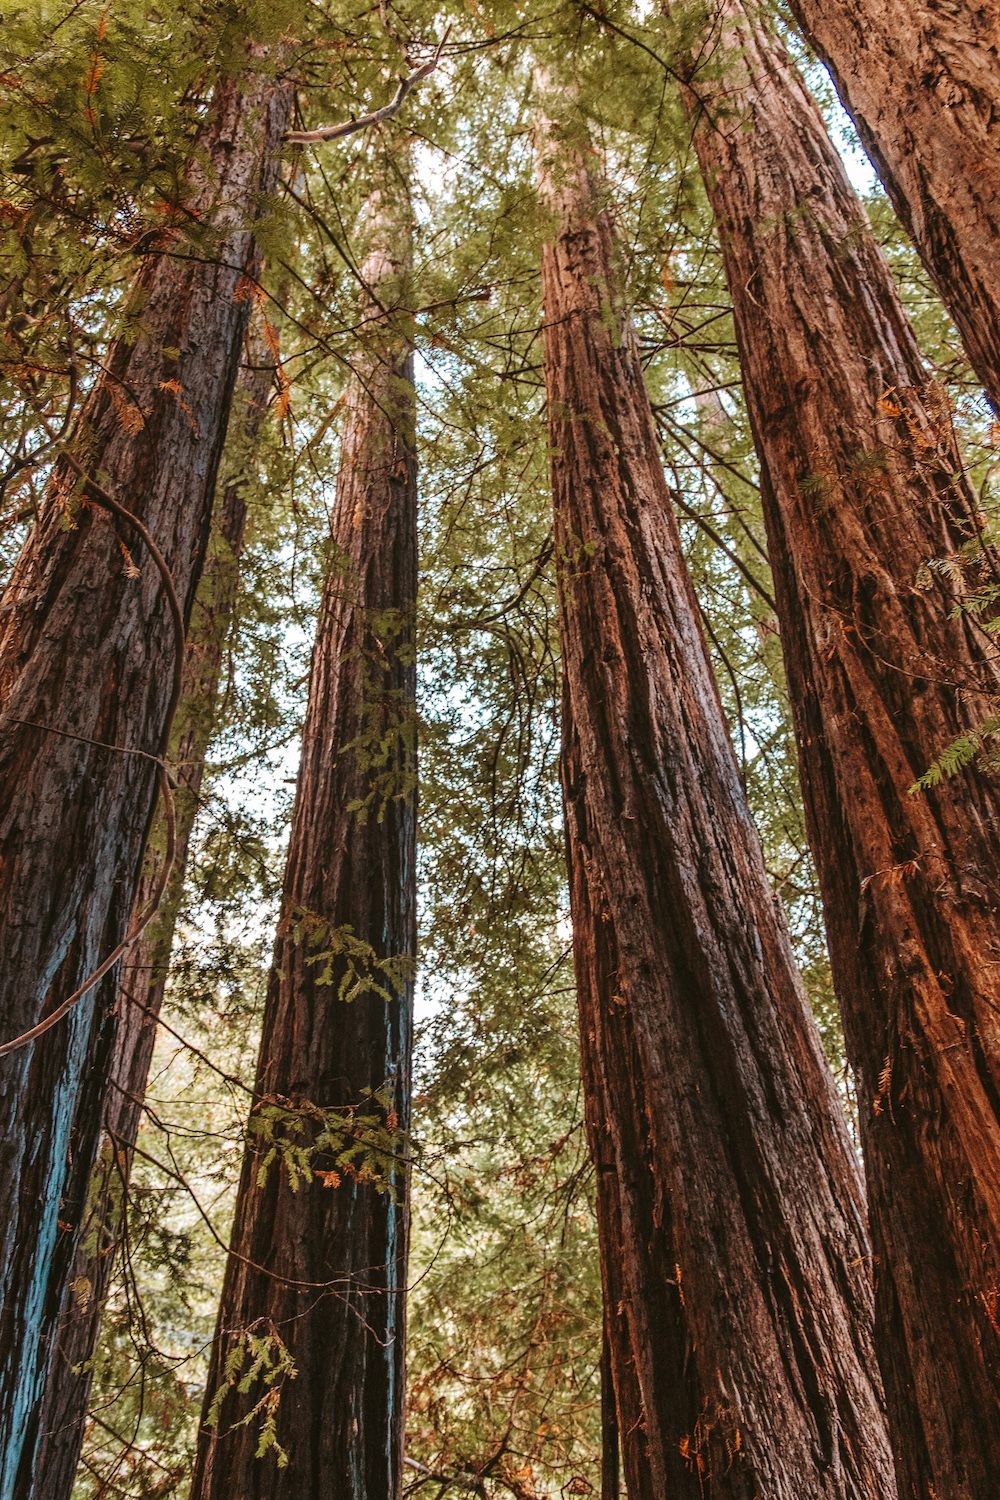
[284,28,452,144]
[447,534,554,631]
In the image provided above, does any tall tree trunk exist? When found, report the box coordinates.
[0,50,293,1499]
[189,159,416,1500]
[784,0,1000,419]
[678,7,1000,1494]
[23,334,276,1500]
[536,98,897,1500]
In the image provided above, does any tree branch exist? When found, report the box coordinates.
[284,29,452,144]
[448,534,554,631]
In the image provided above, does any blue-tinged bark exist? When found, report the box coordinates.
[0,50,293,1499]
[22,334,275,1500]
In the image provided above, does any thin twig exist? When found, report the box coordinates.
[699,603,748,791]
[6,719,178,778]
[85,1412,180,1478]
[119,1130,393,1298]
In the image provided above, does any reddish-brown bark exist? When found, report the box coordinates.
[679,8,1000,1494]
[785,0,1000,419]
[189,173,416,1500]
[0,53,293,1499]
[537,106,896,1500]
[23,338,275,1500]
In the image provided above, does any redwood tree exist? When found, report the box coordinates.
[785,0,1000,418]
[673,4,1000,1493]
[24,337,276,1500]
[536,95,896,1500]
[189,155,416,1500]
[0,47,294,1499]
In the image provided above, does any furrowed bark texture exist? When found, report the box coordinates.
[189,178,416,1500]
[682,10,1000,1494]
[537,115,896,1500]
[785,0,1000,419]
[0,55,292,1500]
[24,339,275,1500]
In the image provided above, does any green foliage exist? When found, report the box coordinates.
[339,606,420,824]
[280,903,415,1002]
[247,1087,405,1193]
[909,718,1000,792]
[205,1325,298,1466]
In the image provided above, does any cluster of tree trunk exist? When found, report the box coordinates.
[534,85,895,1500]
[668,5,1000,1493]
[5,6,1000,1499]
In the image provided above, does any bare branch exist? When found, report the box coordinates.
[668,485,776,614]
[284,28,452,145]
[448,534,554,631]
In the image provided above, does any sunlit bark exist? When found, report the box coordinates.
[787,0,1000,417]
[680,7,1000,1493]
[537,92,896,1500]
